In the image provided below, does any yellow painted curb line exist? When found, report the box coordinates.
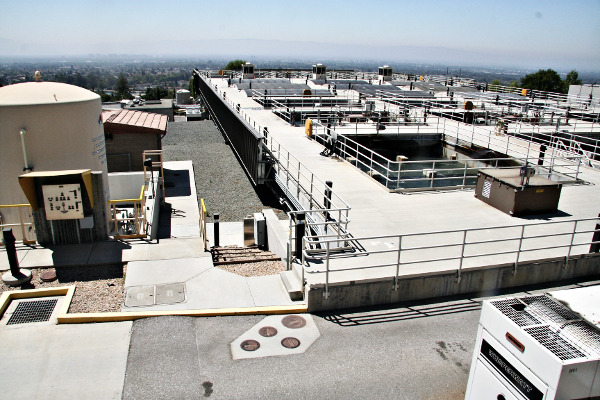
[57,305,309,324]
[1,286,308,324]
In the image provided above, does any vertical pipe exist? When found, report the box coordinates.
[323,240,330,299]
[213,213,220,247]
[514,225,525,275]
[457,230,467,282]
[394,236,402,290]
[3,229,21,277]
[19,129,29,171]
[566,220,577,265]
[18,206,26,242]
[295,213,305,260]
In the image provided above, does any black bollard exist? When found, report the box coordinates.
[538,144,547,166]
[3,229,20,277]
[295,213,306,258]
[590,213,600,253]
[213,213,220,248]
[324,181,333,221]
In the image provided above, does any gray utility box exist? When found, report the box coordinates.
[253,212,266,248]
[475,168,562,216]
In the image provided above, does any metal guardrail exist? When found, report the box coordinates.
[107,185,148,239]
[0,204,36,244]
[198,75,264,185]
[262,134,351,265]
[303,216,600,298]
[311,120,582,191]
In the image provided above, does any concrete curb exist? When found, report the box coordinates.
[57,305,309,323]
[0,286,308,324]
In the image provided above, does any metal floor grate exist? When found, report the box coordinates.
[7,299,58,325]
[524,325,586,361]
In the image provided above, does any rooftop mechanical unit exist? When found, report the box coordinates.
[242,63,255,80]
[313,64,327,80]
[378,65,393,82]
[465,287,600,400]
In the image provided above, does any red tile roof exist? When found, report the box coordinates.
[102,109,167,135]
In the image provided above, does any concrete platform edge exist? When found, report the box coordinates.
[307,253,600,311]
[57,304,309,323]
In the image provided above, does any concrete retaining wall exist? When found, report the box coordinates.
[263,209,289,262]
[306,253,600,311]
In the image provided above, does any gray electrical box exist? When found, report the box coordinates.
[243,216,254,247]
[253,212,266,249]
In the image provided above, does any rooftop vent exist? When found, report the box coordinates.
[491,294,600,360]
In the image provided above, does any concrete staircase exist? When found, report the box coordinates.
[279,262,304,301]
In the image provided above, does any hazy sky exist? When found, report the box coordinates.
[1,0,599,70]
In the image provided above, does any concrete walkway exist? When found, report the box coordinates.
[0,321,131,400]
[1,160,303,312]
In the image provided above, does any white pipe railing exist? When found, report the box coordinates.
[303,216,600,298]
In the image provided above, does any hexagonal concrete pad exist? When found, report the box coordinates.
[230,314,320,360]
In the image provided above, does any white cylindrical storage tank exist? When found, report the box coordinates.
[0,81,109,209]
[176,89,191,105]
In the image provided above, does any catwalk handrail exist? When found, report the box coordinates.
[302,216,600,298]
[311,120,582,191]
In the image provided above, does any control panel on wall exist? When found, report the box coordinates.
[42,184,84,220]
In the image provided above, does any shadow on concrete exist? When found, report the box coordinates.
[157,202,172,239]
[318,299,481,327]
[49,240,130,267]
[163,168,191,197]
[516,210,572,221]
[55,263,125,282]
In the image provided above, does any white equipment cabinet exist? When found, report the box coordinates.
[465,287,600,400]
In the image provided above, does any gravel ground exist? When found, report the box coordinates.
[216,260,286,277]
[212,246,286,277]
[0,265,125,313]
[162,120,285,222]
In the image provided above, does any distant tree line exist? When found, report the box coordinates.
[491,69,582,94]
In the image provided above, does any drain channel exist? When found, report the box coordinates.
[7,299,58,325]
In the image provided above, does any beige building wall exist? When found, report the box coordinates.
[105,132,161,172]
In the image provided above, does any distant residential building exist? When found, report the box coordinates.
[124,98,174,121]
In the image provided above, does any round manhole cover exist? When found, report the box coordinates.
[240,340,260,351]
[282,315,306,329]
[281,337,301,349]
[40,270,57,282]
[259,326,278,337]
